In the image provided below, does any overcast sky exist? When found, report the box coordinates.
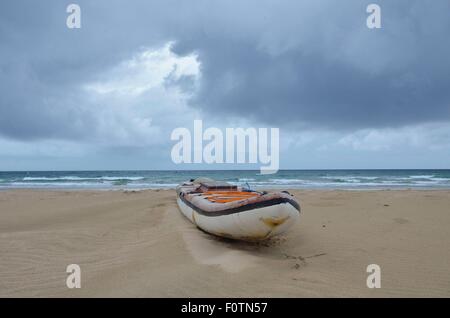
[1,0,449,170]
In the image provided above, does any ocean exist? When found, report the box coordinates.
[1,170,450,190]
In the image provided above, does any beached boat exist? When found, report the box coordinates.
[176,178,301,241]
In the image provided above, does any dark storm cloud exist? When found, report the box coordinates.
[182,38,450,130]
[1,0,450,141]
[172,0,450,130]
[0,0,174,140]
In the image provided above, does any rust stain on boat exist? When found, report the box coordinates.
[261,216,290,229]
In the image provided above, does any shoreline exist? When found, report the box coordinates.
[2,169,450,190]
[1,189,449,297]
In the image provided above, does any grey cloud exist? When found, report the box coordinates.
[0,0,174,140]
[1,0,450,142]
[172,0,450,130]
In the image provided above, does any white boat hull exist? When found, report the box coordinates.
[177,196,300,241]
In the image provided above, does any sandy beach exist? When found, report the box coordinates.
[0,189,449,297]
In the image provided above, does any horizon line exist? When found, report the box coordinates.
[1,168,450,173]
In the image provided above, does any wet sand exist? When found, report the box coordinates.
[0,189,449,297]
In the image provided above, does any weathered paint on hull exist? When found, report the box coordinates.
[177,197,300,241]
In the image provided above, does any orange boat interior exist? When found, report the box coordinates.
[201,191,260,203]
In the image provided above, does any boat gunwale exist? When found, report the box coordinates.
[178,191,301,217]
